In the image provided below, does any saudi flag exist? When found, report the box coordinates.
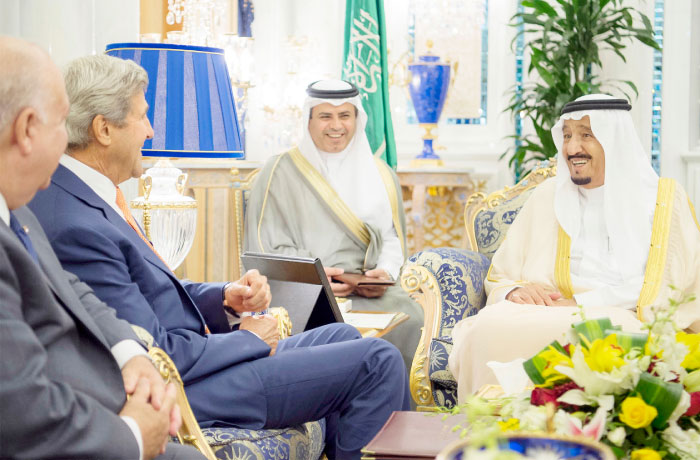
[342,0,397,168]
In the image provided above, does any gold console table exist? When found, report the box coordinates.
[397,166,487,254]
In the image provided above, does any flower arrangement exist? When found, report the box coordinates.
[447,296,699,460]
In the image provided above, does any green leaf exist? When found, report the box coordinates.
[523,340,568,385]
[535,65,556,87]
[530,0,558,18]
[635,373,684,429]
[604,329,648,353]
[571,318,614,345]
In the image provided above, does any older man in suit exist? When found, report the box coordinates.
[0,36,205,460]
[29,53,410,460]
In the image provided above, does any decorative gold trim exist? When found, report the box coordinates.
[107,46,226,56]
[288,148,371,246]
[130,202,198,209]
[688,196,700,232]
[269,306,293,339]
[464,159,557,252]
[637,178,675,321]
[256,155,286,252]
[400,265,441,408]
[148,347,217,460]
[374,158,406,257]
[555,226,574,299]
[232,167,261,277]
[409,158,444,168]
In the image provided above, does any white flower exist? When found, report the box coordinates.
[515,405,547,432]
[662,422,700,459]
[554,348,638,396]
[606,426,626,447]
[557,389,614,412]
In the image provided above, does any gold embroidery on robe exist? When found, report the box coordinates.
[637,178,675,321]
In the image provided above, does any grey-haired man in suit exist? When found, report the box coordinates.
[0,36,205,460]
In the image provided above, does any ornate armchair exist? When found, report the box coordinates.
[400,160,557,410]
[131,325,324,460]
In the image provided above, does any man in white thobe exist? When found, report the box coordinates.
[449,95,700,402]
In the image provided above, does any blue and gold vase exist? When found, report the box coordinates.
[437,434,616,460]
[408,53,450,166]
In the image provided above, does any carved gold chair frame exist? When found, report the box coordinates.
[464,159,557,251]
[400,159,557,410]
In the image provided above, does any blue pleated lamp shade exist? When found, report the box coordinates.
[105,43,243,158]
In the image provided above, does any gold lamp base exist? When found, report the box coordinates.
[410,158,445,168]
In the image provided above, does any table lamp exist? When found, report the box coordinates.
[106,42,243,269]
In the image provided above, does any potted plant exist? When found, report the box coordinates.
[505,0,660,178]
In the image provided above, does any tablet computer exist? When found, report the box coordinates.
[240,252,343,335]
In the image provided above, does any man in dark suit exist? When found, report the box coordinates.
[0,36,205,460]
[29,53,410,460]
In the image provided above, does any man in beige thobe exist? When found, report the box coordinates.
[449,95,700,403]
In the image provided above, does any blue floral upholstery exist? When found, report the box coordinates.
[428,337,457,408]
[202,420,325,460]
[407,248,490,339]
[473,188,535,260]
[406,248,490,408]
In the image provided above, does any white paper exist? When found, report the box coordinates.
[341,312,397,330]
[336,298,352,313]
[486,358,531,396]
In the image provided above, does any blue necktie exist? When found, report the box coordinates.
[9,212,40,263]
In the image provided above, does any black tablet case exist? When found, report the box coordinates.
[240,252,343,335]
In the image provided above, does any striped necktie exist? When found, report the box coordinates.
[115,187,169,269]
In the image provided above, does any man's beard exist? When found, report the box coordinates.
[571,176,592,186]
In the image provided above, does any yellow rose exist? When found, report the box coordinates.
[498,418,520,432]
[583,335,626,372]
[619,396,658,429]
[630,448,662,460]
[677,332,700,370]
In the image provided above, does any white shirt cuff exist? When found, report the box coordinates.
[111,339,149,369]
[120,415,144,460]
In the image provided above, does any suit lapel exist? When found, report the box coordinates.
[51,165,178,282]
[1,215,111,348]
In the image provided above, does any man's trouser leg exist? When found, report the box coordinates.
[185,323,410,459]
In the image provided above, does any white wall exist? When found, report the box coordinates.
[0,0,139,67]
[0,0,140,197]
[661,0,700,207]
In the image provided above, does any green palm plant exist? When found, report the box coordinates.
[505,0,660,178]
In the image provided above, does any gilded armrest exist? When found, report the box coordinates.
[129,325,216,459]
[149,347,217,460]
[401,248,491,409]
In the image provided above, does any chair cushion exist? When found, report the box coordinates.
[474,188,535,260]
[202,419,325,460]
